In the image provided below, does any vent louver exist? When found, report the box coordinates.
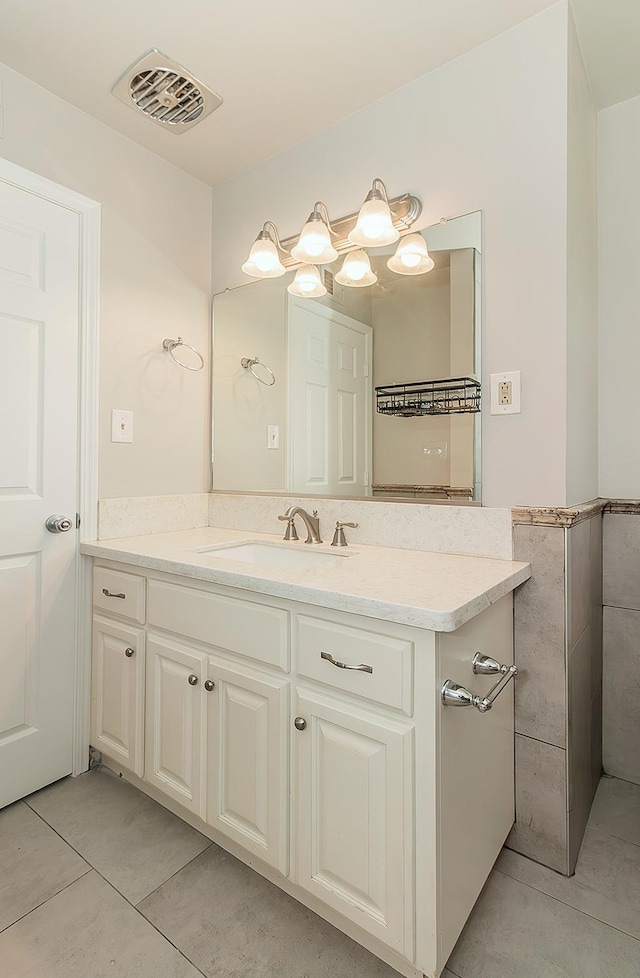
[112,50,222,134]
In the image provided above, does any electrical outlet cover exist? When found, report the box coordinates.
[490,372,521,415]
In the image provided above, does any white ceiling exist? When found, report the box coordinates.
[0,0,636,187]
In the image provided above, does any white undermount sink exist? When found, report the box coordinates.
[196,542,347,569]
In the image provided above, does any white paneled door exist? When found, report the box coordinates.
[288,298,372,496]
[0,180,80,808]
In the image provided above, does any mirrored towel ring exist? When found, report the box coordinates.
[241,356,276,386]
[163,336,205,371]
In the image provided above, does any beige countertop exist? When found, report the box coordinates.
[81,526,530,632]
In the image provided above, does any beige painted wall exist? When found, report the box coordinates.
[566,10,598,506]
[212,4,571,508]
[0,60,212,499]
[599,97,640,497]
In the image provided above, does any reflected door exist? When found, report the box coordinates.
[0,180,79,808]
[288,298,371,496]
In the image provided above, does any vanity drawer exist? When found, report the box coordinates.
[296,615,413,714]
[93,567,146,624]
[147,579,290,672]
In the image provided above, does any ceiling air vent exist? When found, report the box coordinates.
[112,50,222,134]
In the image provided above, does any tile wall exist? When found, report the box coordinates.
[603,505,640,785]
[507,503,604,874]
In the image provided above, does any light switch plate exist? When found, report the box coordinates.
[111,409,133,443]
[490,371,521,415]
[267,424,280,450]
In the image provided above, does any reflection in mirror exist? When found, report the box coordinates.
[212,210,481,502]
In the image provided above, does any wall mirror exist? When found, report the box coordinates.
[212,210,481,503]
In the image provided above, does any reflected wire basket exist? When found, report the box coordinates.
[375,376,481,417]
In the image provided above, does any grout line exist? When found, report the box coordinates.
[492,867,640,946]
[134,843,215,908]
[515,730,566,751]
[83,869,210,978]
[22,778,211,977]
[0,868,93,936]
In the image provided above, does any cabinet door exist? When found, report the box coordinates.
[295,688,414,957]
[145,635,205,816]
[207,659,289,875]
[91,616,145,776]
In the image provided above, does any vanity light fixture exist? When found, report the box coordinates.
[291,202,338,265]
[241,179,423,285]
[348,178,400,247]
[287,263,327,298]
[335,249,377,288]
[241,221,288,278]
[387,232,435,275]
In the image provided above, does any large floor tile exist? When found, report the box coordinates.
[139,843,401,978]
[447,870,640,978]
[497,828,640,940]
[0,801,89,932]
[589,775,640,846]
[26,769,211,904]
[0,871,201,978]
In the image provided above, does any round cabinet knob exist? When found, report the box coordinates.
[204,680,215,692]
[45,515,73,533]
[187,674,199,686]
[124,647,135,658]
[294,717,307,731]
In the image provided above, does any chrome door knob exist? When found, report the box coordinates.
[294,717,307,731]
[45,515,73,533]
[188,674,199,686]
[124,647,135,658]
[204,680,215,691]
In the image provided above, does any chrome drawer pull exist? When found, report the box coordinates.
[320,651,373,674]
[102,588,126,599]
[442,653,518,713]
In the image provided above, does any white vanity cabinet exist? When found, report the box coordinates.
[89,559,517,978]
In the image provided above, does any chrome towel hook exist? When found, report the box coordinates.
[241,356,276,387]
[163,336,205,371]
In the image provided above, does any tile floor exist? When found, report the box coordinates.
[1,769,640,977]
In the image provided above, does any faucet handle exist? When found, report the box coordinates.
[331,520,358,547]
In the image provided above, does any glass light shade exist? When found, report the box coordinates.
[349,192,400,247]
[291,215,338,264]
[287,264,327,298]
[335,249,378,288]
[386,233,435,275]
[241,233,286,278]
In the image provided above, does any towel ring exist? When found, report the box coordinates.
[241,356,276,387]
[163,337,205,372]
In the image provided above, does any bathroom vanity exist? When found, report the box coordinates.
[82,527,529,978]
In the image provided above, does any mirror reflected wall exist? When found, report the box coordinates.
[212,210,481,502]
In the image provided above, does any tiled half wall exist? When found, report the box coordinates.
[507,502,604,874]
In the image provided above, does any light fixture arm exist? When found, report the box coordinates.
[310,201,338,237]
[371,178,390,202]
[261,220,290,255]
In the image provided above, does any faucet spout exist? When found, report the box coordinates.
[279,506,323,544]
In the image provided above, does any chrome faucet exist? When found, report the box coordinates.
[278,506,322,544]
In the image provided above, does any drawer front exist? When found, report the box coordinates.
[147,579,290,672]
[93,567,146,624]
[296,615,413,714]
